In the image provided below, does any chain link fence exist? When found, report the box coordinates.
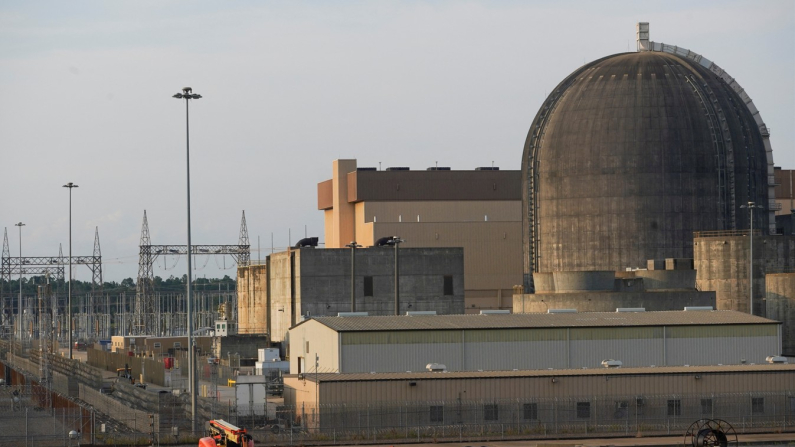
[227,392,795,444]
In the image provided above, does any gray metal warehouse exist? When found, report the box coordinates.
[283,364,795,435]
[288,310,782,374]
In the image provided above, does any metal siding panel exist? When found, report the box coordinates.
[667,324,776,338]
[342,330,461,345]
[665,336,779,366]
[570,326,662,340]
[341,343,463,373]
[569,338,665,368]
[464,340,568,370]
[464,328,567,342]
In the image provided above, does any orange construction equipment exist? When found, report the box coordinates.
[198,419,253,447]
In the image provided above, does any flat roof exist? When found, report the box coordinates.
[294,310,777,332]
[288,363,795,383]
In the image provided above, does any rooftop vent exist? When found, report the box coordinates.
[601,359,623,368]
[337,312,368,317]
[616,308,646,312]
[480,310,510,315]
[386,167,409,171]
[406,311,437,316]
[294,237,319,248]
[766,356,788,364]
[475,167,499,171]
[357,167,377,171]
[548,308,577,313]
[684,306,714,311]
[636,22,650,52]
[426,363,447,372]
[427,167,451,171]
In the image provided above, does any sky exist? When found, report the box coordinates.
[1,1,793,282]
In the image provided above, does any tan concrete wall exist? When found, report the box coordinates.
[327,159,357,248]
[512,291,715,314]
[766,273,795,356]
[237,265,269,334]
[694,235,795,315]
[289,321,340,374]
[774,168,794,216]
[353,202,374,247]
[269,251,296,343]
[371,221,522,292]
[143,336,212,355]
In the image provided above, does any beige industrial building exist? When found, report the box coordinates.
[287,311,781,374]
[318,159,522,312]
[774,167,794,216]
[237,246,464,345]
[284,364,795,431]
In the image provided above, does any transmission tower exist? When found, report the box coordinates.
[0,226,103,340]
[133,211,250,335]
[239,211,250,267]
[2,229,9,332]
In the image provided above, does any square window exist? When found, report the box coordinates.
[667,399,681,416]
[752,397,764,414]
[484,404,498,421]
[443,275,454,295]
[523,403,538,420]
[364,276,374,297]
[701,399,713,415]
[430,405,444,423]
[576,402,590,419]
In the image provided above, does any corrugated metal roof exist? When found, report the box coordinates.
[290,363,795,383]
[297,310,777,332]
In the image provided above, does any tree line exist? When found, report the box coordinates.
[0,274,236,295]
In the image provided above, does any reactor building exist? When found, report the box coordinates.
[521,23,777,292]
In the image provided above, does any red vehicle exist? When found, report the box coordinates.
[199,420,253,447]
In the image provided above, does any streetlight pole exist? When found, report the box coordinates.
[740,202,761,316]
[173,86,201,433]
[391,237,404,316]
[345,242,361,312]
[14,222,25,348]
[63,183,78,359]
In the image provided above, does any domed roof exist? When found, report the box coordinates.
[522,50,771,284]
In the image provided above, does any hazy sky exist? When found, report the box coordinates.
[1,1,793,282]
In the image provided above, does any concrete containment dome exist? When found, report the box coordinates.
[522,28,776,289]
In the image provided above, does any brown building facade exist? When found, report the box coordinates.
[318,159,523,312]
[774,167,794,216]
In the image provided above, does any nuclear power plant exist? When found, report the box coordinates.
[2,20,795,447]
[522,23,775,286]
[515,24,795,339]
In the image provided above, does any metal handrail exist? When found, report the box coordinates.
[693,229,762,238]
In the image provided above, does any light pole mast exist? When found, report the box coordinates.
[740,202,761,315]
[63,182,78,359]
[345,242,361,312]
[391,237,404,315]
[173,86,201,432]
[14,222,24,347]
